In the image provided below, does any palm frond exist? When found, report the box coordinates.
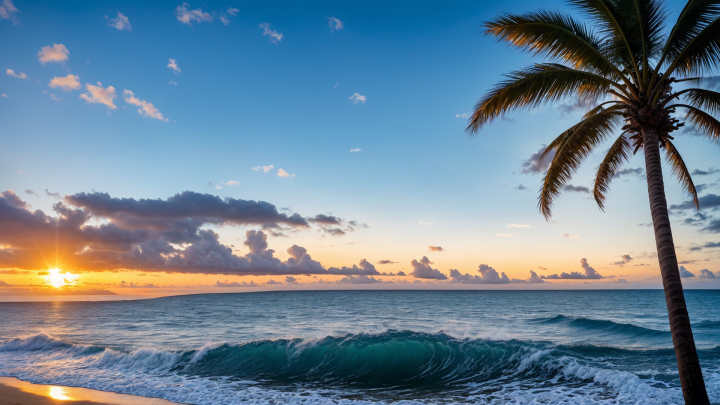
[682,88,720,114]
[671,103,720,143]
[567,0,641,80]
[539,109,623,219]
[467,64,621,134]
[619,0,668,76]
[660,0,720,69]
[664,16,720,77]
[593,133,633,210]
[484,11,618,77]
[664,140,699,210]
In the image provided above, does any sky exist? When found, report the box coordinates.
[1,0,719,297]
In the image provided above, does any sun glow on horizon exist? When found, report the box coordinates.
[45,268,79,288]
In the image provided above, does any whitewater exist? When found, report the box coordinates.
[1,290,719,404]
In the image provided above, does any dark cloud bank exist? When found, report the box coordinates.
[0,190,372,275]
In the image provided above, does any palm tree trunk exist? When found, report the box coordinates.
[642,129,709,405]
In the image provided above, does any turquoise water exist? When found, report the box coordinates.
[0,290,719,404]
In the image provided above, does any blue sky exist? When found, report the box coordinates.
[1,0,719,294]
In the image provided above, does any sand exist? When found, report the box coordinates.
[0,377,179,405]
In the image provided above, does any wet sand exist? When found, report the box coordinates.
[0,377,179,405]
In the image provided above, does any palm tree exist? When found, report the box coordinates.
[467,0,719,403]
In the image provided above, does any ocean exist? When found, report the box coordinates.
[0,290,719,404]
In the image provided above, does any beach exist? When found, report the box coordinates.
[0,377,176,405]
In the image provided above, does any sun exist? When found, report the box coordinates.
[45,268,79,289]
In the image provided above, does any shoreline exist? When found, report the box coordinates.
[0,377,179,405]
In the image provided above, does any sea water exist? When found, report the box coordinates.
[0,290,719,404]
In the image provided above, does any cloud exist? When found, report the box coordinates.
[377,260,397,265]
[564,184,591,194]
[495,233,513,238]
[285,276,297,283]
[397,271,406,276]
[541,258,605,279]
[689,241,720,251]
[167,59,181,74]
[613,167,644,179]
[6,69,27,79]
[37,44,70,64]
[449,264,509,284]
[703,219,720,233]
[327,16,344,32]
[80,82,117,109]
[123,90,169,121]
[50,94,62,102]
[700,269,717,279]
[169,80,178,85]
[455,113,469,118]
[252,165,274,173]
[418,221,433,225]
[220,16,230,25]
[48,74,81,91]
[521,146,555,174]
[0,190,380,275]
[612,254,633,266]
[0,0,20,25]
[410,257,448,280]
[216,280,259,287]
[45,189,61,199]
[259,23,283,43]
[679,266,695,278]
[266,279,281,285]
[24,190,39,198]
[428,245,444,252]
[175,3,212,25]
[105,12,131,31]
[507,223,533,229]
[227,8,239,16]
[225,181,239,186]
[350,148,361,153]
[692,168,720,176]
[515,184,527,191]
[670,194,720,211]
[1,94,7,98]
[349,93,367,104]
[337,275,381,284]
[277,168,295,178]
[307,214,341,225]
[563,233,579,238]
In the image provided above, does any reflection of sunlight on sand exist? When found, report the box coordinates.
[48,386,73,400]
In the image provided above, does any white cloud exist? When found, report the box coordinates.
[167,58,181,74]
[123,90,169,121]
[48,74,81,91]
[6,69,27,79]
[418,221,433,225]
[226,180,239,186]
[495,233,513,237]
[105,12,131,31]
[0,0,20,25]
[220,16,230,25]
[327,17,344,32]
[334,83,339,89]
[227,7,239,16]
[37,44,70,64]
[277,168,295,178]
[563,233,579,238]
[252,165,274,172]
[79,82,117,109]
[1,94,8,98]
[507,223,534,229]
[50,94,62,101]
[169,80,178,85]
[350,148,361,153]
[349,93,366,104]
[175,3,212,25]
[455,113,468,118]
[259,23,283,43]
